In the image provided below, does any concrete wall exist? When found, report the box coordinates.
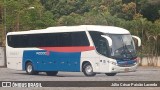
[140,57,160,67]
[0,47,5,66]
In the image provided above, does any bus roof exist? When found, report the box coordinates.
[7,25,130,35]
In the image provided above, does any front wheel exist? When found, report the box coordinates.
[46,71,58,76]
[83,63,96,77]
[105,73,117,76]
[26,62,38,75]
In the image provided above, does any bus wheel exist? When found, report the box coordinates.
[105,73,117,76]
[83,63,96,76]
[26,62,38,75]
[46,71,58,76]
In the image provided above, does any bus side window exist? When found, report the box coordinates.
[7,35,12,47]
[7,35,29,48]
[60,32,72,47]
[71,32,90,46]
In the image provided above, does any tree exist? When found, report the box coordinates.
[3,0,55,31]
[140,0,160,21]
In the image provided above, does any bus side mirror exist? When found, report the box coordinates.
[101,35,112,47]
[132,35,141,47]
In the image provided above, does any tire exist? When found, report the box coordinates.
[26,62,38,75]
[105,73,117,76]
[83,62,96,77]
[46,71,58,76]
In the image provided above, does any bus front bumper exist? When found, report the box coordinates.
[109,63,138,73]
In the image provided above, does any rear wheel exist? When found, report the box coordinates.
[83,62,96,76]
[26,62,38,75]
[105,73,117,76]
[46,71,58,76]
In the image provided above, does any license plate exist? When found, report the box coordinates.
[124,68,129,72]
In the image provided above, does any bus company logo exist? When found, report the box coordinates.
[36,52,49,56]
[2,82,11,87]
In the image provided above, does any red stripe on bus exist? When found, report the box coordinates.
[38,46,95,52]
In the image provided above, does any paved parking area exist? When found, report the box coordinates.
[0,67,160,81]
[0,67,160,90]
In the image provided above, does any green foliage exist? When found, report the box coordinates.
[3,0,55,31]
[140,0,160,21]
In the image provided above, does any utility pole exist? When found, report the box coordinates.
[4,0,6,37]
[3,0,7,67]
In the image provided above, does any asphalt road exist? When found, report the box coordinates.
[0,67,160,90]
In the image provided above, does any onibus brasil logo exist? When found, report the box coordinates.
[1,82,42,87]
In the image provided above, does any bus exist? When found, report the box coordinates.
[6,25,141,76]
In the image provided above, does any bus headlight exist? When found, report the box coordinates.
[107,61,117,65]
[111,62,117,65]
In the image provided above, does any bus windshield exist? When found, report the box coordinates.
[108,34,136,59]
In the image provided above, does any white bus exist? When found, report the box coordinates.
[6,25,141,76]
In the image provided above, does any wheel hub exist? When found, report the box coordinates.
[27,65,32,73]
[85,65,92,73]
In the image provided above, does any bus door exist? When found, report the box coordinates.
[98,39,110,72]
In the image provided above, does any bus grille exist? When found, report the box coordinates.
[118,64,135,67]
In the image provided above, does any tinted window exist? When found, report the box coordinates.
[7,35,28,48]
[7,31,90,48]
[89,31,110,57]
[71,31,89,46]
